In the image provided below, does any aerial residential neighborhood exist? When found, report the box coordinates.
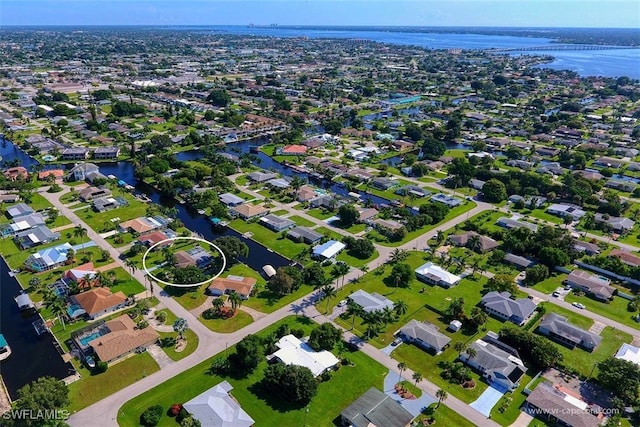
[0,17,639,427]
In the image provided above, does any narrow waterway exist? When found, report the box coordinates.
[0,258,74,399]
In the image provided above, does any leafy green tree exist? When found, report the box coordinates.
[207,89,231,107]
[446,297,465,320]
[268,267,295,296]
[173,318,188,340]
[10,377,69,427]
[308,323,342,351]
[213,236,249,265]
[486,274,518,295]
[338,204,359,227]
[388,262,414,289]
[404,123,423,142]
[303,263,329,288]
[597,357,640,404]
[140,405,163,426]
[262,364,318,405]
[482,179,507,203]
[524,264,549,285]
[233,334,263,372]
[537,246,570,268]
[172,266,207,285]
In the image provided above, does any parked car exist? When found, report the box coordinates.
[572,302,586,309]
[391,337,403,346]
[552,291,560,297]
[337,300,347,308]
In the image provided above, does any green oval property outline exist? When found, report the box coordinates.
[142,236,227,287]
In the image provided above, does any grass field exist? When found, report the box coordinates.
[75,192,148,233]
[229,219,307,261]
[117,316,388,427]
[68,353,160,413]
[287,215,317,228]
[199,309,254,333]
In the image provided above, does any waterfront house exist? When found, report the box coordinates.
[61,147,90,160]
[93,146,120,159]
[38,169,65,183]
[66,162,106,182]
[137,230,173,249]
[218,192,244,207]
[24,242,72,272]
[538,313,601,351]
[481,291,537,326]
[357,207,379,224]
[349,289,394,313]
[71,287,128,320]
[312,240,346,260]
[397,320,451,355]
[92,196,124,212]
[461,334,526,390]
[63,262,97,285]
[340,387,414,427]
[394,185,431,198]
[118,216,169,235]
[6,203,34,219]
[14,225,60,249]
[259,214,295,232]
[278,144,308,156]
[1,213,45,236]
[207,275,256,300]
[267,334,339,377]
[183,381,255,427]
[296,185,317,202]
[231,203,269,220]
[2,166,28,181]
[564,270,615,301]
[371,177,396,191]
[175,246,215,269]
[247,170,277,183]
[89,315,159,364]
[415,262,462,288]
[286,226,323,244]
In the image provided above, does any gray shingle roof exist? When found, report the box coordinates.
[481,291,537,322]
[538,313,602,349]
[341,387,414,427]
[399,320,451,351]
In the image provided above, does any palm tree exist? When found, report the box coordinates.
[467,234,482,253]
[44,290,67,331]
[320,285,336,314]
[389,248,409,264]
[173,318,188,340]
[290,175,305,199]
[454,341,466,354]
[397,362,407,382]
[332,262,350,289]
[228,292,242,313]
[359,265,369,279]
[28,277,41,292]
[362,311,382,339]
[125,258,137,282]
[73,226,88,253]
[393,300,408,318]
[436,229,445,245]
[465,347,477,362]
[211,297,224,314]
[346,300,363,330]
[93,271,107,287]
[435,389,448,409]
[412,371,423,388]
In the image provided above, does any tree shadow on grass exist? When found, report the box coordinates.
[248,380,306,413]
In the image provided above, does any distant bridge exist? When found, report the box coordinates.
[488,44,639,52]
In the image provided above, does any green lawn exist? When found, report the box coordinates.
[531,273,567,294]
[244,283,315,314]
[305,208,335,220]
[420,403,476,427]
[199,309,254,333]
[564,292,640,330]
[336,248,379,269]
[287,215,316,228]
[490,369,537,426]
[235,174,249,186]
[162,285,209,311]
[157,328,199,361]
[105,231,136,248]
[109,267,146,296]
[68,352,160,413]
[229,219,307,260]
[314,226,345,241]
[118,316,388,427]
[75,192,148,233]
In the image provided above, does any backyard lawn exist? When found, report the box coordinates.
[287,215,316,228]
[117,316,388,427]
[68,352,160,413]
[75,192,148,233]
[199,309,254,333]
[229,219,307,260]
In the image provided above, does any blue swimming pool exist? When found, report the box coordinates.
[78,331,105,347]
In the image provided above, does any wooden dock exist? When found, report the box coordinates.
[0,376,12,415]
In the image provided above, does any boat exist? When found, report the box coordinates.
[85,355,96,369]
[33,318,50,336]
[262,265,276,278]
[15,291,34,311]
[0,334,11,361]
[209,217,228,228]
[197,209,206,215]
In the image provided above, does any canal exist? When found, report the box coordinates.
[0,258,74,400]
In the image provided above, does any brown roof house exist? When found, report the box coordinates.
[231,203,269,220]
[564,270,615,302]
[525,381,604,427]
[449,231,499,253]
[207,275,257,299]
[72,288,128,320]
[610,249,640,267]
[90,315,159,363]
[2,166,28,181]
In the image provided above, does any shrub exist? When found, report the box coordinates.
[140,405,163,426]
[155,311,167,324]
[93,361,108,374]
[291,328,305,338]
[137,320,149,329]
[160,336,176,348]
[169,403,182,417]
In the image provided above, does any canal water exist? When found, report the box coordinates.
[0,258,74,400]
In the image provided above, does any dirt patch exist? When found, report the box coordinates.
[175,338,187,353]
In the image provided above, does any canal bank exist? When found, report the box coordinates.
[0,256,75,400]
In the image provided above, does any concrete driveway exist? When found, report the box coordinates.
[469,384,507,417]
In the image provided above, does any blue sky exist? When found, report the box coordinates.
[1,1,639,28]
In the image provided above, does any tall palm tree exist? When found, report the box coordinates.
[454,341,466,354]
[332,262,350,289]
[465,347,478,362]
[412,371,423,388]
[389,248,409,264]
[397,361,407,382]
[290,175,305,199]
[173,318,188,340]
[467,234,482,253]
[359,265,369,279]
[93,271,107,287]
[436,229,445,245]
[346,300,363,330]
[73,226,88,253]
[435,389,448,409]
[393,300,408,318]
[320,285,336,314]
[229,292,242,313]
[212,297,225,314]
[125,258,137,282]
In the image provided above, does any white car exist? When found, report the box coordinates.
[337,300,347,308]
[572,302,586,309]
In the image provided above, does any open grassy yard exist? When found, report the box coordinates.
[75,192,148,233]
[199,309,254,333]
[336,248,379,269]
[68,353,160,413]
[564,292,640,330]
[117,316,388,427]
[490,369,537,426]
[531,273,567,294]
[286,214,316,228]
[162,285,209,311]
[305,207,335,220]
[420,403,476,427]
[229,219,307,261]
[244,283,315,314]
[109,267,146,296]
[314,225,344,241]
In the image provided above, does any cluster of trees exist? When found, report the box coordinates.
[3,377,69,427]
[523,264,550,285]
[262,364,318,405]
[597,357,640,405]
[585,254,640,280]
[213,236,249,265]
[307,323,342,352]
[267,266,304,296]
[499,327,563,370]
[444,298,487,330]
[342,236,375,259]
[206,89,231,107]
[485,274,519,295]
[111,100,146,117]
[502,225,575,269]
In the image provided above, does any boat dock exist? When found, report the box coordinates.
[0,376,11,415]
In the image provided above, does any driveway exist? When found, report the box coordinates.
[382,371,437,417]
[469,384,507,417]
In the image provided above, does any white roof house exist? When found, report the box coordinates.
[349,289,395,313]
[183,381,254,427]
[615,343,640,366]
[415,262,462,288]
[312,240,346,260]
[269,334,340,377]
